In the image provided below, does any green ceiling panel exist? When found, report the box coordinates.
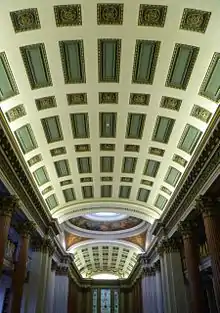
[164,166,181,187]
[0,52,18,101]
[152,116,175,144]
[137,188,150,202]
[82,185,94,198]
[199,53,220,102]
[46,194,58,210]
[132,40,160,84]
[14,124,38,154]
[33,166,49,186]
[143,159,160,177]
[98,39,121,82]
[101,185,112,197]
[41,116,63,143]
[100,156,114,173]
[71,113,90,139]
[122,157,137,174]
[119,186,131,199]
[100,113,117,138]
[166,43,199,90]
[126,113,146,139]
[63,188,75,202]
[155,194,167,210]
[20,43,52,89]
[178,124,202,154]
[54,159,71,177]
[77,157,92,174]
[60,40,86,84]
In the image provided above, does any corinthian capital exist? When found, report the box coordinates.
[0,195,18,216]
[178,220,197,238]
[195,196,219,217]
[18,221,35,237]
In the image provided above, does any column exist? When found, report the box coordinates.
[141,270,147,313]
[154,262,163,313]
[45,263,56,313]
[179,220,205,313]
[53,266,69,313]
[68,278,75,313]
[196,196,220,311]
[158,238,188,313]
[10,221,34,313]
[0,195,16,276]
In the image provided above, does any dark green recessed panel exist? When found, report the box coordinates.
[101,185,112,197]
[46,194,58,210]
[178,124,202,154]
[199,53,220,103]
[143,160,160,177]
[166,43,199,90]
[0,52,18,101]
[155,194,167,210]
[77,157,92,174]
[152,116,175,144]
[82,185,93,199]
[126,113,146,139]
[137,188,150,202]
[100,113,117,138]
[122,157,137,174]
[63,188,75,202]
[54,159,71,177]
[41,116,63,143]
[98,39,121,82]
[164,166,181,187]
[100,156,114,173]
[71,113,90,138]
[33,166,49,186]
[132,40,160,84]
[119,185,131,199]
[60,40,86,84]
[20,43,52,89]
[14,124,38,154]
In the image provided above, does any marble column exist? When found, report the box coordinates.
[154,262,163,313]
[45,263,56,313]
[158,238,188,313]
[141,270,147,313]
[53,266,69,313]
[196,196,220,311]
[179,221,205,313]
[10,221,34,313]
[68,278,75,313]
[0,196,16,276]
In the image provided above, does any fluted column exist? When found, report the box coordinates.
[10,221,34,313]
[45,263,56,313]
[0,196,17,276]
[53,265,69,313]
[179,221,205,313]
[196,196,220,311]
[154,262,163,313]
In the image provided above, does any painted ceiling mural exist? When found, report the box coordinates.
[1,0,220,278]
[69,216,143,232]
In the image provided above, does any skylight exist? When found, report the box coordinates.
[91,273,119,280]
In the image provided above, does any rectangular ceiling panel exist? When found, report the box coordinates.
[41,116,63,143]
[137,188,150,202]
[98,39,121,82]
[14,124,38,154]
[101,185,112,197]
[126,113,146,139]
[100,156,114,172]
[178,124,202,154]
[59,40,86,83]
[132,40,160,84]
[155,194,167,210]
[152,116,175,143]
[143,160,160,177]
[100,113,117,138]
[164,166,181,186]
[119,185,131,199]
[82,186,93,198]
[33,166,49,186]
[77,157,92,174]
[122,157,137,173]
[46,194,58,210]
[20,43,52,89]
[71,113,90,138]
[166,44,199,90]
[54,159,71,177]
[0,52,18,101]
[199,53,220,102]
[63,188,75,202]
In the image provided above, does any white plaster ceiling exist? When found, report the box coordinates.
[0,2,219,278]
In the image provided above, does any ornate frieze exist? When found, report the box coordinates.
[6,104,26,122]
[35,96,57,110]
[180,8,211,33]
[97,4,123,25]
[10,8,41,33]
[27,154,42,167]
[138,5,167,27]
[99,92,118,104]
[67,93,87,105]
[158,238,180,254]
[129,93,150,106]
[191,105,211,123]
[54,5,82,27]
[0,195,18,216]
[160,96,182,111]
[172,154,187,167]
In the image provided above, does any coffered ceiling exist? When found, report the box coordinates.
[0,0,219,277]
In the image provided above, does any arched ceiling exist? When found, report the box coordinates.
[0,0,219,278]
